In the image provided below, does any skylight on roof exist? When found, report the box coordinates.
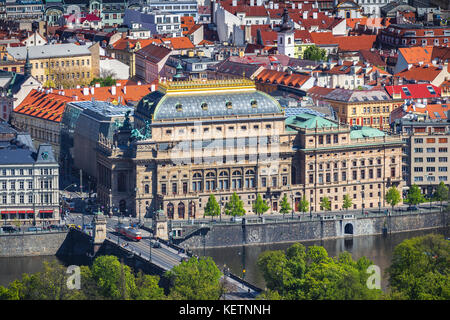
[434,112,441,118]
[427,85,436,95]
[401,87,411,96]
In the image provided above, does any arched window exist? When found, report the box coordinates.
[251,100,257,108]
[232,171,242,189]
[219,171,228,177]
[176,103,182,112]
[201,102,208,110]
[178,202,185,219]
[288,37,291,45]
[167,202,174,219]
[226,101,232,109]
[192,172,202,192]
[188,201,196,218]
[245,169,255,188]
[205,172,216,191]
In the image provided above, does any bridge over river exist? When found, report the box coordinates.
[67,214,262,300]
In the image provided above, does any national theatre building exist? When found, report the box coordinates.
[95,79,404,221]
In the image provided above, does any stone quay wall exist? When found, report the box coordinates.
[0,231,69,257]
[178,211,449,249]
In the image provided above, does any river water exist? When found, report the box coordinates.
[193,227,449,292]
[0,228,448,292]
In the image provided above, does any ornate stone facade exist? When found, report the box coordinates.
[96,79,404,221]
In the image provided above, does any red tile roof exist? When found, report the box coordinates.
[255,69,310,87]
[398,46,434,64]
[63,83,155,105]
[111,38,163,50]
[395,64,444,83]
[161,37,195,50]
[14,90,72,123]
[385,84,442,100]
[310,33,376,51]
[403,103,449,120]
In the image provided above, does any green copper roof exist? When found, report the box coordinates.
[285,113,338,130]
[350,126,386,139]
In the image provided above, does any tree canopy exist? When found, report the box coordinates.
[279,194,291,215]
[303,45,327,61]
[165,257,223,300]
[0,256,165,300]
[387,234,450,300]
[204,194,221,219]
[257,243,382,300]
[320,197,331,212]
[342,194,353,212]
[224,192,246,217]
[406,184,425,206]
[386,186,401,210]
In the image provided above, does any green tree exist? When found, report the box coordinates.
[385,186,401,213]
[320,197,331,212]
[204,194,221,220]
[165,257,223,300]
[134,271,166,300]
[257,243,382,300]
[387,234,450,300]
[253,193,270,216]
[434,182,449,212]
[278,194,291,216]
[406,184,425,206]
[303,45,327,61]
[224,192,246,217]
[342,194,353,213]
[90,76,116,87]
[299,195,309,214]
[89,255,137,300]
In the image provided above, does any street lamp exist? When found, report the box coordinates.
[428,174,433,212]
[290,192,294,220]
[361,191,364,215]
[109,188,112,218]
[135,187,141,225]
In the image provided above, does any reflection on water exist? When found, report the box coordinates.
[194,228,449,292]
[0,255,91,288]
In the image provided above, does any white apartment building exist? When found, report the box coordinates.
[0,125,59,225]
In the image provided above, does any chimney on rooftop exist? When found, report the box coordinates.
[138,81,142,86]
[303,11,308,19]
[123,86,127,94]
[232,0,237,6]
[83,87,89,96]
[313,12,318,19]
[95,83,100,88]
[111,85,116,95]
[250,0,254,6]
[90,87,94,95]
[151,84,155,91]
[298,3,302,9]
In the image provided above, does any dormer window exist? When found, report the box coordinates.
[226,101,232,109]
[176,103,182,112]
[251,100,258,108]
[201,102,208,110]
